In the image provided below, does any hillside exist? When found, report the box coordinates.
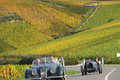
[1,2,120,64]
[81,3,120,30]
[0,0,95,53]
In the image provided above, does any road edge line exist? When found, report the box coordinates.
[105,68,115,80]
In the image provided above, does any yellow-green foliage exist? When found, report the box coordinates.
[0,1,120,64]
[41,0,95,6]
[7,24,120,55]
[0,21,51,48]
[0,65,21,79]
[14,65,31,77]
[0,64,31,79]
[2,3,120,64]
[0,0,81,36]
[81,3,120,30]
[41,0,120,6]
[0,0,88,53]
[0,20,52,53]
[77,5,101,31]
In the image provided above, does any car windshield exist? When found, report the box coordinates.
[32,57,60,66]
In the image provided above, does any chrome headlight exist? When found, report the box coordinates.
[31,70,37,75]
[50,68,56,74]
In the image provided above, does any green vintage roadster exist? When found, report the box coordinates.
[25,57,66,80]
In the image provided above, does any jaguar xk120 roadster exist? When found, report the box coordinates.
[25,57,66,80]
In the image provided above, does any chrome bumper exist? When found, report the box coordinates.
[25,76,64,80]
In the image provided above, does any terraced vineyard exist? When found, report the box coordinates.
[0,0,95,53]
[0,2,119,64]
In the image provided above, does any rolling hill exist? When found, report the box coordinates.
[0,0,120,64]
[0,0,95,53]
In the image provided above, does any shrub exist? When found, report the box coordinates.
[105,57,120,64]
[19,57,36,65]
[0,65,21,79]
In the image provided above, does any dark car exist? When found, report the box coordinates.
[81,60,102,76]
[25,57,66,80]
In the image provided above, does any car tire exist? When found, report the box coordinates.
[62,77,66,80]
[53,78,65,80]
[50,77,66,80]
[85,70,87,75]
[98,65,102,74]
[81,66,84,76]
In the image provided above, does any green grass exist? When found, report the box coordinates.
[67,70,80,76]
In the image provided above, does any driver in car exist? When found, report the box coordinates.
[48,56,60,64]
[36,59,41,65]
[94,57,99,64]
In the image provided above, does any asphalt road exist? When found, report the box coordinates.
[66,65,120,80]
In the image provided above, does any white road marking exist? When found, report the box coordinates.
[105,68,116,80]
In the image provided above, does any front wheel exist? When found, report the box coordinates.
[85,70,87,75]
[81,66,84,76]
[62,77,66,80]
[98,65,102,74]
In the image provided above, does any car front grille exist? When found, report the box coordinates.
[40,67,47,79]
[88,63,93,68]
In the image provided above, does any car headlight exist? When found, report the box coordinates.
[31,70,37,75]
[50,68,56,74]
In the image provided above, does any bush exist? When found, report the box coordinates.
[105,57,120,64]
[0,65,21,79]
[19,57,36,65]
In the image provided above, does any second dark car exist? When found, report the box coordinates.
[81,60,102,76]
